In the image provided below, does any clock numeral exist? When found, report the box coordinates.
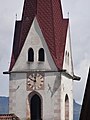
[37,74,40,77]
[32,86,35,90]
[36,86,38,89]
[30,86,33,88]
[41,80,44,82]
[27,82,30,85]
[40,84,42,86]
[31,86,33,88]
[40,83,43,85]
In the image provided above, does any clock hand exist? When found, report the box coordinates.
[29,77,36,82]
[34,76,37,82]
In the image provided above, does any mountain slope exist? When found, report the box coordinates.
[73,100,81,120]
[0,97,9,114]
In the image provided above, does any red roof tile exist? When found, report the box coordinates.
[9,21,22,71]
[0,114,20,120]
[9,0,69,71]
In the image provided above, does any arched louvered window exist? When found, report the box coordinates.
[65,94,69,120]
[38,48,45,61]
[28,48,34,62]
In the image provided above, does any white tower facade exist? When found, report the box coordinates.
[5,0,80,119]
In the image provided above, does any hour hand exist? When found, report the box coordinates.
[29,77,36,82]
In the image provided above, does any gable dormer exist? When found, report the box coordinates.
[11,18,57,71]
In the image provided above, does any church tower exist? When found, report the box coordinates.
[5,0,80,119]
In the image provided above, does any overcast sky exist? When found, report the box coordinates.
[0,0,90,104]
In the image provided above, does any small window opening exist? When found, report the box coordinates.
[38,48,45,61]
[67,52,69,64]
[65,94,69,120]
[66,51,67,55]
[65,51,69,65]
[68,52,69,57]
[28,48,34,62]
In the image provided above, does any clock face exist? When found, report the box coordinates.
[27,73,44,90]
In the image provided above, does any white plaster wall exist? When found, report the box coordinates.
[9,72,61,119]
[9,73,27,119]
[28,72,61,120]
[42,73,56,120]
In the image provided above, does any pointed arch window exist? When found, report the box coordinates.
[31,94,41,120]
[28,48,34,62]
[65,94,69,120]
[38,48,45,61]
[28,92,43,120]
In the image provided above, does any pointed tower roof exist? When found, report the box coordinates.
[79,68,90,120]
[9,0,69,71]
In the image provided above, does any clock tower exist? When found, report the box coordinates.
[5,0,80,119]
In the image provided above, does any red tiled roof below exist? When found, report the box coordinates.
[0,114,20,120]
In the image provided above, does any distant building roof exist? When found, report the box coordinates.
[0,114,20,120]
